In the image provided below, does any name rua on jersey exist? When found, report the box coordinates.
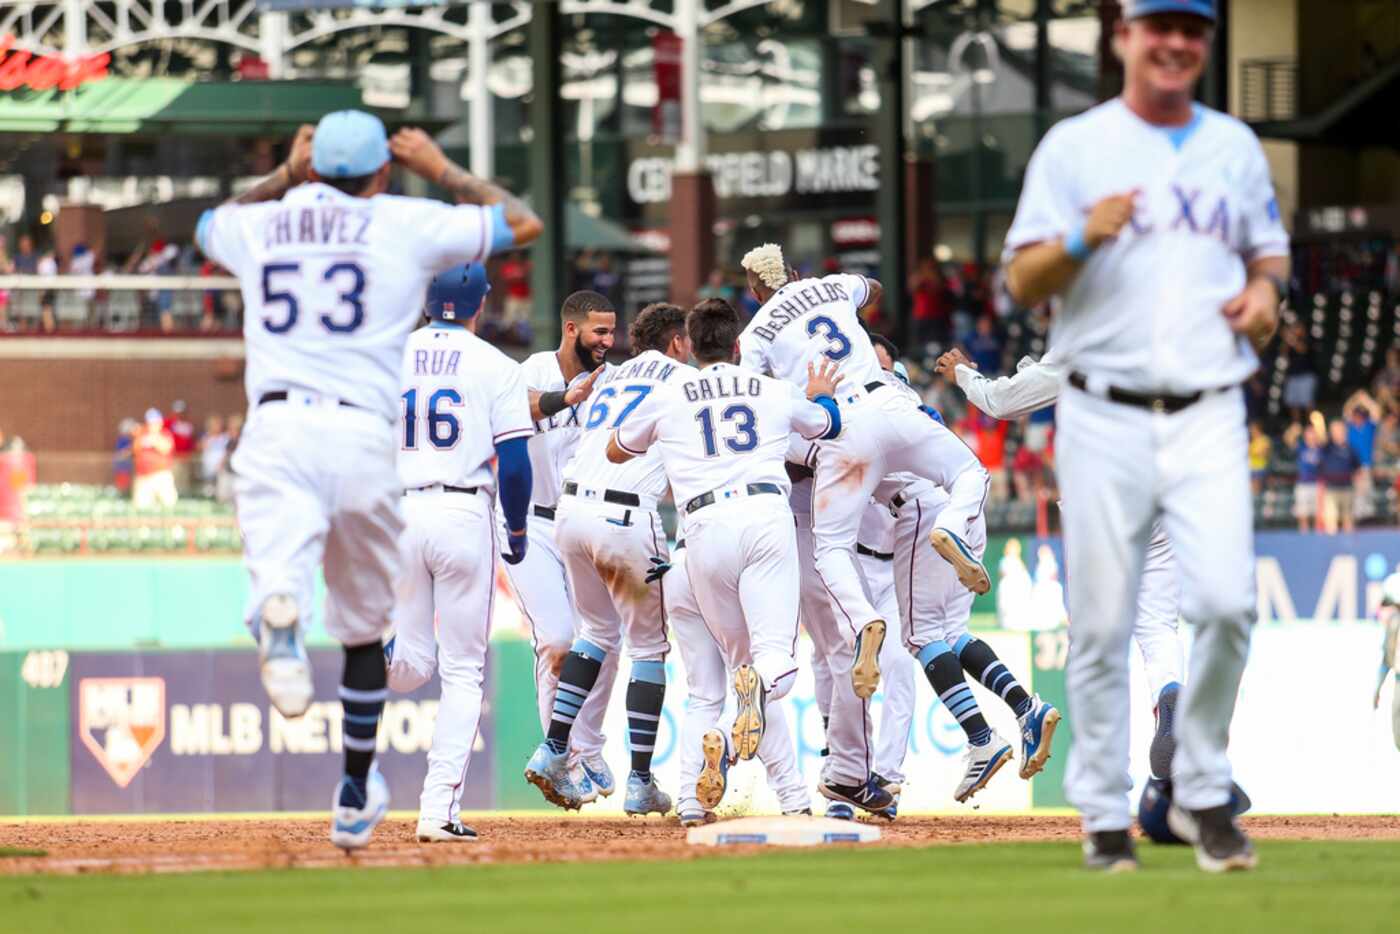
[683,374,763,402]
[751,281,850,342]
[606,358,677,385]
[413,349,461,376]
[263,205,372,249]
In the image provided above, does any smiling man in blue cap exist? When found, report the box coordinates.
[195,114,542,851]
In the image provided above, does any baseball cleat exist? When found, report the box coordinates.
[258,594,314,718]
[1149,682,1180,780]
[879,801,898,821]
[329,766,389,851]
[1167,803,1259,872]
[818,776,895,815]
[570,763,600,804]
[416,817,479,843]
[731,665,767,760]
[524,743,585,810]
[1082,830,1139,872]
[851,620,886,700]
[954,732,1013,803]
[871,772,902,797]
[677,800,717,827]
[783,808,814,817]
[580,755,616,798]
[696,728,731,810]
[1017,694,1061,780]
[825,801,856,821]
[382,634,396,668]
[929,529,991,595]
[623,772,673,817]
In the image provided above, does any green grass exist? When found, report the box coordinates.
[0,847,46,857]
[3,841,1399,934]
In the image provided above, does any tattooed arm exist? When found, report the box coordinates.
[227,124,314,206]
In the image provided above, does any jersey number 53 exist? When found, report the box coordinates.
[261,260,366,334]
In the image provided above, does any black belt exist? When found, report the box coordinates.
[408,484,479,495]
[683,481,784,516]
[258,390,364,411]
[1067,372,1208,415]
[891,491,910,511]
[533,504,556,520]
[562,481,641,507]
[674,538,685,550]
[863,381,887,393]
[856,544,894,561]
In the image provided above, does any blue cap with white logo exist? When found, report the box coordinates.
[312,110,391,179]
[426,263,491,322]
[1123,0,1216,21]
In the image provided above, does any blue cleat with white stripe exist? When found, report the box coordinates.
[580,755,616,799]
[624,772,672,817]
[929,528,991,595]
[257,594,313,718]
[525,743,585,810]
[1017,694,1062,780]
[954,731,1012,803]
[330,765,389,850]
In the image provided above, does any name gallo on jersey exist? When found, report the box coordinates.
[749,280,853,342]
[263,204,372,249]
[682,373,763,402]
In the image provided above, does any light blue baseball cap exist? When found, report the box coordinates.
[1123,0,1216,21]
[312,110,390,179]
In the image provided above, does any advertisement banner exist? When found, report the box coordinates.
[66,649,492,815]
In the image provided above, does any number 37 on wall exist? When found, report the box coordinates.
[21,650,69,689]
[1033,630,1069,672]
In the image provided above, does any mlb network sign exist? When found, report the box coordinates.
[1254,529,1400,624]
[68,649,493,814]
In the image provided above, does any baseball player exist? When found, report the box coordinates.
[524,303,696,815]
[196,111,541,848]
[934,345,1182,777]
[1376,564,1400,752]
[666,534,812,824]
[388,263,532,842]
[608,300,895,815]
[737,245,994,715]
[1003,0,1288,871]
[504,291,620,804]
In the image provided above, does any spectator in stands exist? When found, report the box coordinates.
[199,415,228,495]
[1248,421,1272,495]
[1320,419,1361,535]
[216,412,242,504]
[1374,347,1400,414]
[1377,410,1400,473]
[698,268,736,304]
[589,254,620,304]
[112,418,137,493]
[908,258,949,346]
[969,407,1010,502]
[500,253,532,329]
[1011,431,1046,503]
[1290,422,1323,533]
[966,315,1004,375]
[69,244,96,327]
[131,238,180,333]
[0,234,13,332]
[1280,323,1318,420]
[36,248,57,333]
[165,400,196,494]
[132,408,178,509]
[1347,389,1383,521]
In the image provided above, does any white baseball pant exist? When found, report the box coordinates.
[555,496,670,662]
[795,524,876,787]
[667,547,808,812]
[500,511,616,763]
[883,480,981,654]
[858,550,916,785]
[684,495,802,701]
[813,387,989,641]
[1136,519,1185,702]
[233,401,401,647]
[388,489,494,823]
[1058,386,1254,831]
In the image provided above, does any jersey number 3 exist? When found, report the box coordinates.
[807,315,851,361]
[695,404,757,457]
[261,261,366,334]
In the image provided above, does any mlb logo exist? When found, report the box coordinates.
[79,677,166,788]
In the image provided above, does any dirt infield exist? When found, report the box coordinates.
[3,814,1398,877]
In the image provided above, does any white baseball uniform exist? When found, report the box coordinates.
[390,323,532,823]
[198,182,497,648]
[855,499,917,784]
[1005,98,1289,828]
[502,351,617,764]
[738,274,991,640]
[615,362,834,703]
[556,350,697,662]
[953,353,1185,700]
[667,541,809,814]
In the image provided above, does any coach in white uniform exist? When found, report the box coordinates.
[389,264,533,842]
[610,300,896,816]
[524,303,696,815]
[1003,0,1287,872]
[504,292,619,802]
[197,112,541,848]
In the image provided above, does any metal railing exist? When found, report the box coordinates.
[0,274,241,333]
[1239,57,1298,122]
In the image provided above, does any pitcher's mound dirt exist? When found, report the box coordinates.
[1,814,1397,877]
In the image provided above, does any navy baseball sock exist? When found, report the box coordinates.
[626,660,667,780]
[340,640,387,802]
[918,641,992,746]
[545,639,606,753]
[955,634,1033,717]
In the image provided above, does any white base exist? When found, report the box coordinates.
[685,815,882,847]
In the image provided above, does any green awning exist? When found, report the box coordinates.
[0,79,445,135]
